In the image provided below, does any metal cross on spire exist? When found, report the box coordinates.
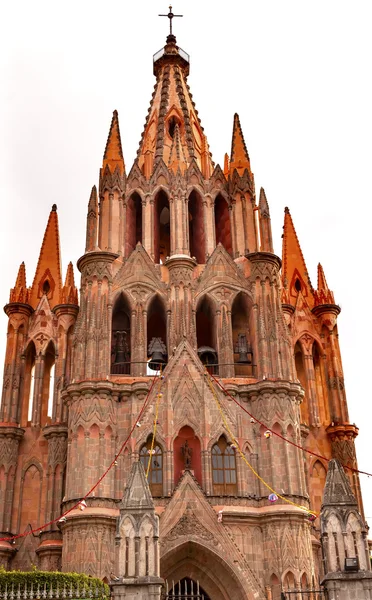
[159,5,183,37]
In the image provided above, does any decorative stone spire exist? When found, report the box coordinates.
[281,206,313,307]
[322,459,357,508]
[102,110,125,176]
[314,263,335,306]
[258,188,273,253]
[223,152,229,179]
[229,113,251,177]
[85,185,99,252]
[9,262,30,304]
[60,262,78,306]
[112,461,163,600]
[320,460,372,590]
[29,204,63,309]
[137,34,213,179]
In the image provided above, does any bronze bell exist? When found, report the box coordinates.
[148,337,167,371]
[234,333,252,364]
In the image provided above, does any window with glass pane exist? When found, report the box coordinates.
[211,436,237,495]
[139,440,163,496]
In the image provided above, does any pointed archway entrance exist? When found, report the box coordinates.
[161,541,249,600]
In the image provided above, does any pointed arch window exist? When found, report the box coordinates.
[140,439,163,497]
[211,436,237,495]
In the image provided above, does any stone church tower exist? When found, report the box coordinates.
[0,22,367,600]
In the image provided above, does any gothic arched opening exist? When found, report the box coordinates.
[313,342,328,423]
[111,293,131,375]
[214,194,233,256]
[211,435,237,495]
[173,426,202,487]
[231,292,253,377]
[294,342,309,425]
[154,190,170,263]
[161,541,248,600]
[140,436,163,497]
[23,341,36,426]
[188,190,205,263]
[147,295,167,372]
[196,296,218,374]
[42,341,56,425]
[126,192,142,256]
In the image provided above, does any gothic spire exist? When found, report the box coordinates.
[9,262,30,304]
[258,188,273,253]
[259,187,270,216]
[314,263,335,306]
[60,262,78,306]
[120,460,154,512]
[102,110,125,176]
[281,207,313,307]
[29,204,63,309]
[137,35,213,179]
[85,185,99,252]
[229,113,251,177]
[322,459,357,508]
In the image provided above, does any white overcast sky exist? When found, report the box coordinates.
[1,0,372,526]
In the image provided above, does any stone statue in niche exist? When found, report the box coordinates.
[181,440,193,469]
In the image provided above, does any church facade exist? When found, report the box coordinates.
[0,26,367,600]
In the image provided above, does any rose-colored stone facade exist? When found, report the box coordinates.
[0,31,364,600]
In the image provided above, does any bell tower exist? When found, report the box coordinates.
[0,13,366,599]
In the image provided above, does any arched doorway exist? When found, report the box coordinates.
[161,541,249,600]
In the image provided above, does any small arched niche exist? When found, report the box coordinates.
[126,192,143,256]
[232,292,253,376]
[214,194,233,256]
[154,190,170,263]
[196,296,218,374]
[174,426,202,486]
[111,293,131,375]
[188,190,206,263]
[147,295,167,373]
